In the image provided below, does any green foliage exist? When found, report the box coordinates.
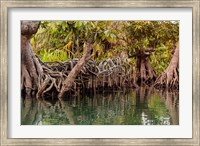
[125,21,179,74]
[126,21,179,50]
[31,21,119,62]
[150,45,172,74]
[30,20,179,74]
[38,49,68,62]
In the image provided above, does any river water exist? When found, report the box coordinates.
[21,87,179,125]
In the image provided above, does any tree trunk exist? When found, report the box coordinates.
[154,43,179,89]
[21,21,42,96]
[58,43,93,98]
[21,21,94,99]
[134,49,156,85]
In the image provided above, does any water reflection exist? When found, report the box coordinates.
[21,86,179,125]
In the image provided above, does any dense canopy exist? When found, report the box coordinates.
[31,21,178,74]
[21,20,179,99]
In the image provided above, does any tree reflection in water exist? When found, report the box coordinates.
[21,86,179,125]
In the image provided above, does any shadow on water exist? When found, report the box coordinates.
[21,86,179,125]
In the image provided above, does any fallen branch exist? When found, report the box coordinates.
[58,43,93,99]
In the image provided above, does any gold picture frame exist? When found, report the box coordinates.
[1,0,199,145]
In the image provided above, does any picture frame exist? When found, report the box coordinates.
[0,0,199,145]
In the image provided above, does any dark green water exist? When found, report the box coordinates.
[21,87,179,125]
